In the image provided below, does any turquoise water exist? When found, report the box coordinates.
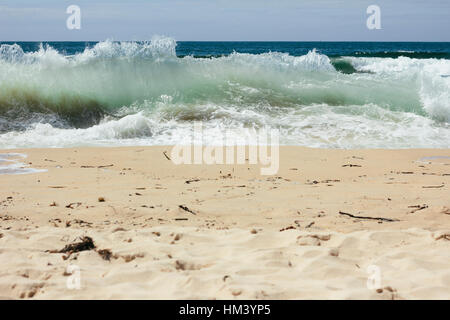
[6,41,450,59]
[0,38,449,149]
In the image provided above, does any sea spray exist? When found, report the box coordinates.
[0,38,449,149]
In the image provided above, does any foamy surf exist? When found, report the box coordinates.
[0,153,46,175]
[0,38,449,149]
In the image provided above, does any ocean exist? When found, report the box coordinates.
[0,38,449,149]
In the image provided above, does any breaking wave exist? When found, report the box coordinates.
[0,37,449,148]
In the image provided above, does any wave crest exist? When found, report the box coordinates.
[0,39,449,148]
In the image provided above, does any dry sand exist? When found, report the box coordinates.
[0,146,449,299]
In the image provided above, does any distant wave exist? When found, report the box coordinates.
[351,51,450,59]
[0,37,449,149]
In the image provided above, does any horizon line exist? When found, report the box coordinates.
[1,40,450,43]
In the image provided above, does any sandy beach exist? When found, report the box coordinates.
[0,146,449,299]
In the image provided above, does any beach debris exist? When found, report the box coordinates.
[98,197,105,202]
[279,226,296,232]
[232,290,242,296]
[185,179,200,184]
[305,221,315,228]
[97,249,115,261]
[342,164,362,167]
[393,171,414,175]
[422,184,444,188]
[121,253,145,263]
[441,207,450,215]
[48,186,66,189]
[65,202,82,209]
[49,236,95,255]
[163,151,171,161]
[173,234,182,241]
[49,236,120,261]
[21,283,45,299]
[179,205,196,215]
[338,211,399,222]
[174,260,202,271]
[81,164,113,168]
[408,204,428,213]
[250,229,258,234]
[175,260,187,270]
[175,218,188,221]
[434,232,450,241]
[49,218,62,227]
[307,179,340,185]
[376,286,399,300]
[322,179,340,183]
[329,248,339,257]
[66,219,92,228]
[49,201,57,207]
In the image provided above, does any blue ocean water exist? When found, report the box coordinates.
[3,41,450,59]
[0,39,449,149]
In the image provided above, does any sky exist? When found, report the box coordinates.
[0,0,449,41]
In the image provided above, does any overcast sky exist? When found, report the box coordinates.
[0,0,449,41]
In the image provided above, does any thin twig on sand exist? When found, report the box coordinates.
[179,205,196,215]
[338,211,399,222]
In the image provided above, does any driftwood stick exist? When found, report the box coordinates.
[422,185,444,189]
[81,164,114,169]
[163,151,171,161]
[339,211,399,222]
[179,205,196,215]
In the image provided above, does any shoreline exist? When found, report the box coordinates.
[0,146,449,299]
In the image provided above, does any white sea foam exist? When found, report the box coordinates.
[347,56,450,122]
[0,38,449,149]
[0,103,449,149]
[0,153,46,175]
